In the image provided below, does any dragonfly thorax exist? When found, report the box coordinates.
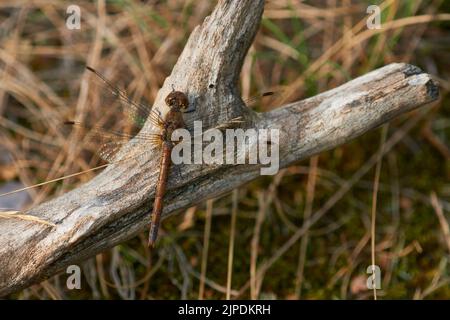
[161,108,184,144]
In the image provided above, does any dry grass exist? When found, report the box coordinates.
[0,0,449,299]
[0,209,55,226]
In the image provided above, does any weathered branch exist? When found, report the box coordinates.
[0,0,439,296]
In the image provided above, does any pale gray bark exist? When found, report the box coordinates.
[0,0,439,296]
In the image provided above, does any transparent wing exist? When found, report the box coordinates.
[85,66,164,129]
[243,91,276,106]
[211,116,245,131]
[243,90,288,109]
[184,117,245,148]
[191,116,243,138]
[64,121,162,162]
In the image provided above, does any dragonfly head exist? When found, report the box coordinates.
[165,91,189,113]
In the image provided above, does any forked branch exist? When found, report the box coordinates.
[0,0,439,296]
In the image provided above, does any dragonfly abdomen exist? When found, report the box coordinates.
[148,141,172,248]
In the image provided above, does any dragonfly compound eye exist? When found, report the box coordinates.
[165,91,189,111]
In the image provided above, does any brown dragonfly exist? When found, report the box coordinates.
[65,67,238,248]
[65,67,274,248]
[66,67,194,248]
[146,90,189,248]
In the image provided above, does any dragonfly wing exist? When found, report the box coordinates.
[190,116,244,140]
[98,141,129,162]
[212,116,245,131]
[64,121,163,163]
[85,66,164,129]
[100,139,162,164]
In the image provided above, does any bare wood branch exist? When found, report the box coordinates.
[0,0,439,296]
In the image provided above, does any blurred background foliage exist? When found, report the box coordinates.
[0,0,449,299]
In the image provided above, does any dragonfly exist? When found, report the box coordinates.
[65,66,274,248]
[146,90,189,248]
[65,67,196,248]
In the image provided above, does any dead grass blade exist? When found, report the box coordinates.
[226,189,239,300]
[430,192,450,254]
[0,163,110,198]
[198,198,214,300]
[370,124,389,300]
[0,210,56,227]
